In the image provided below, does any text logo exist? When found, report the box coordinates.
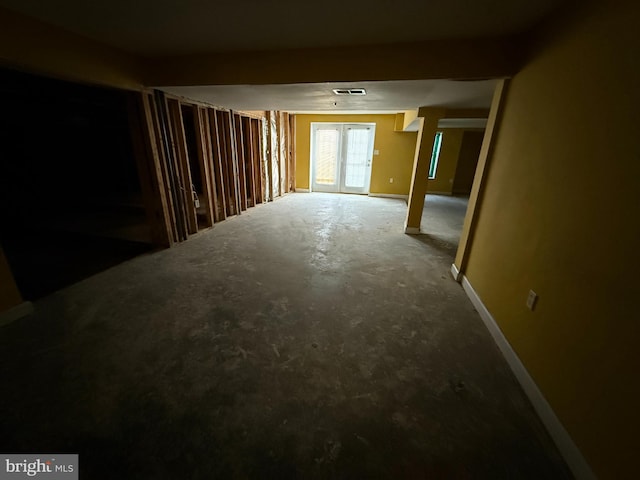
[1,455,77,479]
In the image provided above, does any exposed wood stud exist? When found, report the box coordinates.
[289,114,297,192]
[153,90,191,241]
[217,110,239,216]
[127,92,172,247]
[228,110,242,215]
[148,92,179,243]
[265,112,274,201]
[168,99,197,235]
[201,108,221,223]
[260,118,268,202]
[191,106,215,227]
[128,96,268,246]
[250,118,262,205]
[210,109,227,221]
[234,114,248,211]
[217,110,234,216]
[243,116,256,207]
[279,112,287,195]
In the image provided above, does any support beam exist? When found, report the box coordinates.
[146,37,523,86]
[453,79,510,279]
[404,107,446,234]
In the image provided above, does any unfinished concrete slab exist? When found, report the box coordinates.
[0,193,570,479]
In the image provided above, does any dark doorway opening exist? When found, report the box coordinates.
[0,68,153,300]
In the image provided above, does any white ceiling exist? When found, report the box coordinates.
[162,79,498,113]
[0,0,567,56]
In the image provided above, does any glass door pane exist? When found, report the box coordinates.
[343,128,369,188]
[311,123,375,194]
[312,126,341,192]
[341,125,374,194]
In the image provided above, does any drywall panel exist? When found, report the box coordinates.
[452,130,484,195]
[463,2,640,477]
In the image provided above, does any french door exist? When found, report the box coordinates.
[311,123,375,194]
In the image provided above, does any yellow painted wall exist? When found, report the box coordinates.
[0,247,22,313]
[426,129,485,194]
[295,114,417,195]
[452,130,484,194]
[147,38,522,86]
[402,110,419,131]
[0,7,142,89]
[463,1,640,477]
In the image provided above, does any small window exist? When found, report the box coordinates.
[428,132,443,179]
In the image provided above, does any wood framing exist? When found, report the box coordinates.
[167,98,198,235]
[234,114,248,211]
[149,92,181,243]
[253,118,265,204]
[266,111,277,200]
[191,105,215,228]
[227,111,241,215]
[127,94,268,246]
[289,114,297,192]
[209,109,227,221]
[126,92,172,247]
[215,110,240,216]
[151,90,189,242]
[258,118,268,202]
[242,116,256,207]
[278,112,287,196]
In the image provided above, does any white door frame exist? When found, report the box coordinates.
[310,122,375,194]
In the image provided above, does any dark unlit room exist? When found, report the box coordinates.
[0,1,637,479]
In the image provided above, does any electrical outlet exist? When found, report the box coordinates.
[389,177,394,183]
[374,149,380,155]
[526,290,538,311]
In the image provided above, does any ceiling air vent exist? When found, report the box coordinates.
[332,88,366,96]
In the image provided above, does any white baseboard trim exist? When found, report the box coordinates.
[460,275,595,480]
[294,188,310,193]
[368,193,409,200]
[450,263,462,282]
[0,301,34,327]
[403,220,422,235]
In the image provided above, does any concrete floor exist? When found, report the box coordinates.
[0,193,570,479]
